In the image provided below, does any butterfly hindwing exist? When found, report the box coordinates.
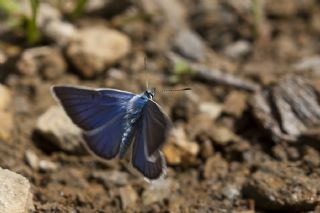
[131,100,169,180]
[142,100,172,157]
[83,112,126,159]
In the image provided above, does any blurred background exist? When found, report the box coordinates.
[0,0,320,212]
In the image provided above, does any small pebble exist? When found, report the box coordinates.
[39,160,59,172]
[24,150,40,170]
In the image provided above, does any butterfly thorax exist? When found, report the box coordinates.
[119,92,151,158]
[144,89,155,100]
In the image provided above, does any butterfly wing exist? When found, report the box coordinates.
[83,112,126,159]
[143,100,172,157]
[52,85,135,159]
[131,100,170,180]
[52,86,134,131]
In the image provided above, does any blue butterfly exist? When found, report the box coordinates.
[52,86,173,180]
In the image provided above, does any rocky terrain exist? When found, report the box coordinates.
[0,0,320,212]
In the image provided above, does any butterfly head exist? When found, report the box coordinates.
[144,88,156,100]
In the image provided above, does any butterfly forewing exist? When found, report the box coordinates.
[52,86,134,131]
[52,86,135,159]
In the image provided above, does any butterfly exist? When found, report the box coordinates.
[51,85,174,180]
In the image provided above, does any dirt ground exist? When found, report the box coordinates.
[1,0,320,212]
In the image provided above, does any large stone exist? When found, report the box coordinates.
[243,161,320,211]
[36,106,86,154]
[250,76,320,142]
[66,26,131,78]
[0,167,34,213]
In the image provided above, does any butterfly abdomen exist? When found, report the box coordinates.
[119,94,149,158]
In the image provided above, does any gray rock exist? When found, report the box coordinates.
[0,167,34,213]
[142,178,179,206]
[223,40,251,59]
[243,161,320,211]
[39,160,59,172]
[119,185,138,209]
[66,26,131,78]
[173,28,205,61]
[250,75,320,142]
[36,106,86,154]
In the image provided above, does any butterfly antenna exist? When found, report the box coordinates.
[144,56,149,90]
[161,88,192,93]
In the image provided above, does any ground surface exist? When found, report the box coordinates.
[0,0,320,212]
